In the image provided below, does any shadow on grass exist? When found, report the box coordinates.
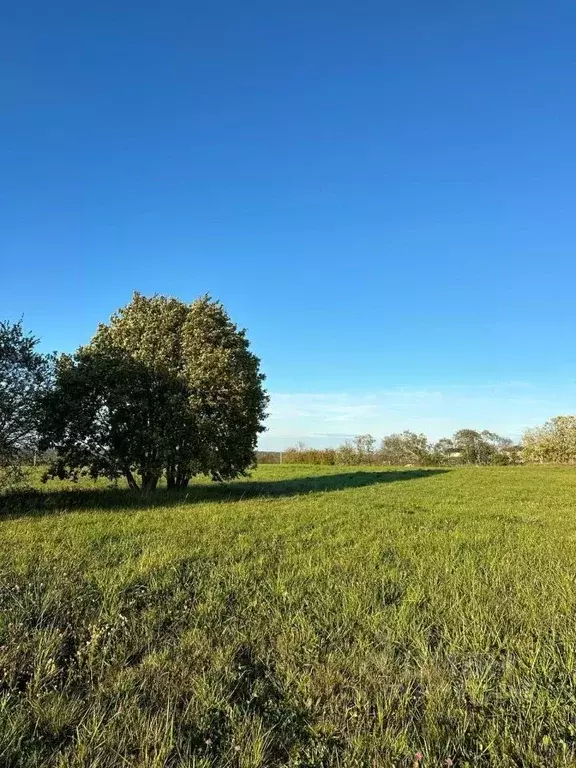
[0,469,448,519]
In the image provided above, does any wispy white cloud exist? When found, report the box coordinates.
[259,383,575,449]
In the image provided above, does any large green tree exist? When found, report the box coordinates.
[0,320,53,485]
[41,293,268,491]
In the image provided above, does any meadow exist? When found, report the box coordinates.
[1,464,576,767]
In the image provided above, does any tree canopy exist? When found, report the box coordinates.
[0,320,53,485]
[522,416,576,464]
[41,293,268,490]
[379,431,432,465]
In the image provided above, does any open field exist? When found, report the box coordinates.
[1,465,576,767]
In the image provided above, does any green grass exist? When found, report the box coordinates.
[1,464,576,767]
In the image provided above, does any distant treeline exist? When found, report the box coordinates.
[261,419,576,466]
[261,430,523,466]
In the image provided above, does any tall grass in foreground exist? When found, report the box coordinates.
[1,465,576,766]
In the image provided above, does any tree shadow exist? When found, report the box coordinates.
[0,469,448,519]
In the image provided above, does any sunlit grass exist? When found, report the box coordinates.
[1,464,576,766]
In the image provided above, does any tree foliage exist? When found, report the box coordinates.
[282,445,337,465]
[41,293,268,490]
[522,416,576,464]
[452,429,513,465]
[0,320,53,486]
[379,431,432,465]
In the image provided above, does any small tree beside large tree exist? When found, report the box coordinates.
[41,293,268,491]
[0,320,53,486]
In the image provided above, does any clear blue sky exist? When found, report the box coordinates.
[2,1,575,447]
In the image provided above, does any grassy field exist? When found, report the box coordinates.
[1,465,576,767]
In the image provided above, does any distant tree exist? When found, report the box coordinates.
[450,429,514,465]
[379,431,433,465]
[490,450,513,466]
[452,429,492,465]
[333,435,375,464]
[483,431,521,465]
[523,416,576,464]
[335,439,357,465]
[352,434,376,463]
[498,443,523,465]
[41,293,268,491]
[0,320,53,486]
[482,430,514,451]
[431,437,457,465]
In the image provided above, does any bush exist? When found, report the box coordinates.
[282,448,337,465]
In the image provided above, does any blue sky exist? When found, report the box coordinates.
[2,1,575,448]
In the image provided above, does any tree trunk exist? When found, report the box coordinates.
[175,466,190,489]
[141,471,160,493]
[124,469,140,491]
